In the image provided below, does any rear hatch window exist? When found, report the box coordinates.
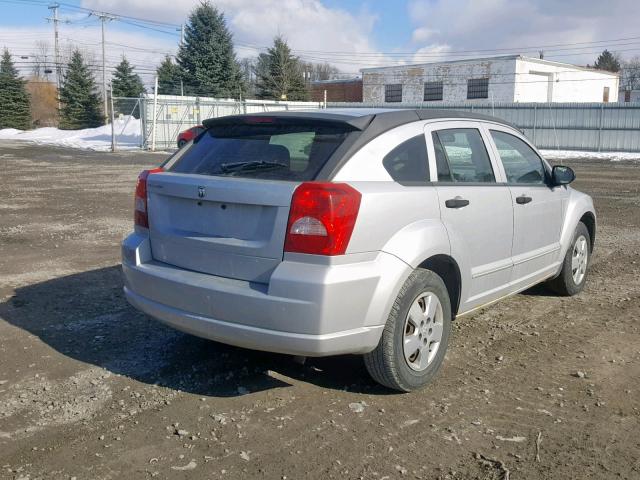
[167,121,352,181]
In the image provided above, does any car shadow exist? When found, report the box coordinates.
[0,266,390,397]
[519,283,558,297]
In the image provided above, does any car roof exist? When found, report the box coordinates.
[201,108,522,180]
[203,108,517,132]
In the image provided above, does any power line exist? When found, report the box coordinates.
[4,0,638,85]
[4,0,638,63]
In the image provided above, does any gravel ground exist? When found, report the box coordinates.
[1,141,639,480]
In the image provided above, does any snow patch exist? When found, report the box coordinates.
[540,149,640,162]
[0,116,141,151]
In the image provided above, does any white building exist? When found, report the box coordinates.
[362,55,619,104]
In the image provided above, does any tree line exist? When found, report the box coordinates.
[1,2,334,130]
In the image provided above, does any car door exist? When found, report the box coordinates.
[486,126,567,289]
[425,121,514,313]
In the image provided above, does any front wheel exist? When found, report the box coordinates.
[364,269,452,392]
[547,222,591,296]
[177,139,187,149]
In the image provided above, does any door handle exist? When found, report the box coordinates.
[445,197,470,209]
[516,195,532,205]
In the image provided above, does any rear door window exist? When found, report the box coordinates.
[168,122,352,181]
[382,134,430,184]
[433,128,495,183]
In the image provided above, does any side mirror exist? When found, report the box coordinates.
[552,165,575,186]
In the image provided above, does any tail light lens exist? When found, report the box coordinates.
[284,182,361,256]
[134,167,163,228]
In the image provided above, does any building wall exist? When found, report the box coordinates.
[618,89,640,103]
[362,58,517,104]
[514,58,619,103]
[310,80,363,102]
[362,56,619,104]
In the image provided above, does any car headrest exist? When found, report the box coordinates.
[262,144,291,167]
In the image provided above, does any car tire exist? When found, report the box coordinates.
[177,139,187,149]
[364,269,452,392]
[547,222,591,296]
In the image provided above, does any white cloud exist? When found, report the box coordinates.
[407,0,640,64]
[80,0,382,71]
[411,27,437,43]
[411,44,452,64]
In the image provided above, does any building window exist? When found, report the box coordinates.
[423,81,443,101]
[385,84,402,103]
[467,78,489,99]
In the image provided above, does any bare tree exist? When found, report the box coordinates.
[239,57,257,97]
[621,56,640,91]
[313,62,340,81]
[300,61,341,81]
[31,41,52,79]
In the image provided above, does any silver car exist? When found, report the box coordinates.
[122,109,595,391]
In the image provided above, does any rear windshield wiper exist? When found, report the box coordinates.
[220,160,288,173]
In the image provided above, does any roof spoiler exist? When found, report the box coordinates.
[202,112,375,131]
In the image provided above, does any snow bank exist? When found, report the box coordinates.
[539,149,640,162]
[0,116,142,151]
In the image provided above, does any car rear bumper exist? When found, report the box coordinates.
[121,233,411,356]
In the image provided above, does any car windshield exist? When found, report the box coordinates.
[167,122,352,181]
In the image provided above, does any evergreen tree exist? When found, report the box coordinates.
[111,57,146,97]
[177,1,244,97]
[593,50,621,72]
[59,49,103,129]
[254,36,309,101]
[156,55,183,95]
[0,49,31,130]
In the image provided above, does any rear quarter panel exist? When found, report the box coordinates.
[346,182,449,265]
[333,121,450,265]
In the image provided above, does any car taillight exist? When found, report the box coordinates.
[284,182,361,256]
[134,167,164,228]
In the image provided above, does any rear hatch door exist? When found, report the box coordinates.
[146,114,363,283]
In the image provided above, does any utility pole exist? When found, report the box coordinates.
[177,24,184,45]
[46,3,61,110]
[92,11,115,125]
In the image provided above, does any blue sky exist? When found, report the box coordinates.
[1,0,639,83]
[322,0,414,48]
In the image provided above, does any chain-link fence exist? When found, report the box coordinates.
[140,95,325,150]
